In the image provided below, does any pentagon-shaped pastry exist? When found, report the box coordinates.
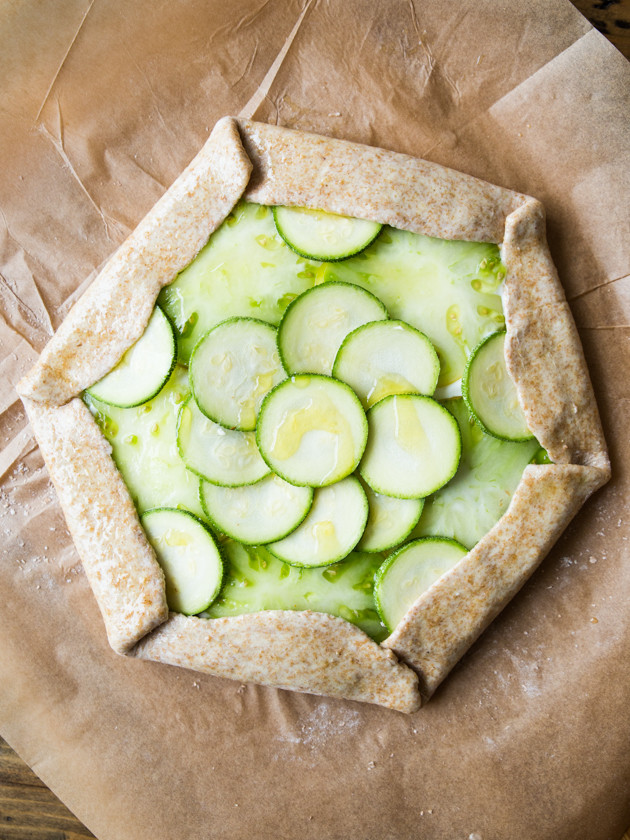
[17,117,609,712]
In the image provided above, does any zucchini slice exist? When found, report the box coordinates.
[332,319,440,408]
[374,537,468,632]
[87,306,176,407]
[177,395,270,487]
[256,374,368,487]
[412,397,540,548]
[319,227,506,389]
[86,367,205,519]
[277,281,388,376]
[462,330,534,442]
[356,478,424,554]
[189,317,286,431]
[141,508,223,615]
[273,206,382,261]
[360,394,461,499]
[199,474,313,545]
[158,202,318,364]
[267,476,368,567]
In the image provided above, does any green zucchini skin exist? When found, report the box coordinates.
[273,206,382,262]
[256,374,368,487]
[266,476,369,568]
[374,536,468,632]
[86,305,177,408]
[411,397,540,548]
[199,474,313,546]
[356,477,424,553]
[462,330,534,442]
[141,507,224,615]
[277,281,389,377]
[360,394,462,499]
[332,319,440,409]
[189,316,285,432]
[176,395,270,488]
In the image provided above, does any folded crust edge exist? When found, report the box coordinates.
[17,116,252,407]
[21,396,169,654]
[502,198,610,472]
[130,610,421,713]
[382,462,608,700]
[237,118,526,244]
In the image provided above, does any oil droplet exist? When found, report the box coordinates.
[161,529,192,547]
[367,373,417,407]
[392,397,429,454]
[271,394,353,474]
[312,520,339,556]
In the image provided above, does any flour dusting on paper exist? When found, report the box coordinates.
[275,701,362,752]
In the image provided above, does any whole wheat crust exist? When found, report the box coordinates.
[17,117,610,712]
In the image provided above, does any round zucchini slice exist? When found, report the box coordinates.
[86,306,176,407]
[356,478,424,553]
[360,394,461,499]
[199,474,313,545]
[332,319,440,408]
[189,317,286,431]
[277,281,388,376]
[462,330,534,442]
[267,476,368,567]
[273,206,382,261]
[374,537,468,632]
[177,395,270,487]
[141,508,223,615]
[256,374,368,487]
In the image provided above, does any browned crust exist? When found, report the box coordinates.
[131,611,420,713]
[17,117,252,407]
[22,396,169,653]
[16,117,610,710]
[382,463,608,700]
[238,119,526,244]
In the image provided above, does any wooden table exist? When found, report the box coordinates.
[2,3,629,839]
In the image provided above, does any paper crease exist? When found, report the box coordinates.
[238,0,316,121]
[34,0,96,124]
[420,27,596,161]
[568,272,630,302]
[38,113,122,244]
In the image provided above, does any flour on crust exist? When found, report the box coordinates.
[132,611,420,713]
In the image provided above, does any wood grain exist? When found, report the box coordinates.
[572,0,630,57]
[0,3,629,840]
[0,737,95,840]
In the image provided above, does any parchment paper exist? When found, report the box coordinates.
[2,1,629,838]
